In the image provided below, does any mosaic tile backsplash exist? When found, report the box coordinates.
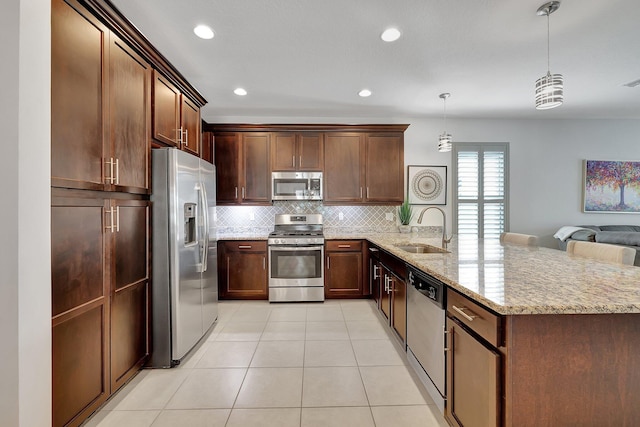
[216,201,441,235]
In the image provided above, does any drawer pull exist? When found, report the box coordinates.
[338,244,351,248]
[238,245,252,249]
[452,305,477,322]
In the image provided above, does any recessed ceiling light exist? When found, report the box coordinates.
[358,89,372,97]
[193,25,214,40]
[234,88,247,96]
[381,28,401,42]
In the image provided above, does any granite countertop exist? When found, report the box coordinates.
[364,233,640,316]
[217,230,640,316]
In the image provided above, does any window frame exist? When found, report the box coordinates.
[452,142,510,237]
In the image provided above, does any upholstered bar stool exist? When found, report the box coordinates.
[566,240,636,266]
[499,232,539,246]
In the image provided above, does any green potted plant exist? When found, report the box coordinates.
[397,199,413,233]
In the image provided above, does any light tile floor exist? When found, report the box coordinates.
[83,299,448,427]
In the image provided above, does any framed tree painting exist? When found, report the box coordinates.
[407,165,447,205]
[583,160,640,213]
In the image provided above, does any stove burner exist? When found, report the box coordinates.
[269,213,324,246]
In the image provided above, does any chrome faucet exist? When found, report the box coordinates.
[417,206,452,249]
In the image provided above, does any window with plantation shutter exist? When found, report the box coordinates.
[453,143,509,238]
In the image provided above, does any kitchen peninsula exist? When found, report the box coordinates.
[364,233,640,427]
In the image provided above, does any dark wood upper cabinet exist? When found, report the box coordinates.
[206,124,407,205]
[52,0,151,194]
[109,36,151,194]
[242,133,271,203]
[180,96,201,156]
[51,0,107,191]
[152,72,180,147]
[201,131,214,164]
[365,133,404,203]
[213,132,271,205]
[214,133,241,204]
[271,132,323,171]
[324,133,365,203]
[152,71,202,156]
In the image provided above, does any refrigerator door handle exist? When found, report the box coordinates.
[200,180,210,272]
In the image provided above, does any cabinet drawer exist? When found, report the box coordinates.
[224,240,267,252]
[326,240,362,252]
[447,290,501,347]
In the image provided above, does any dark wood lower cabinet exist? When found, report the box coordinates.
[110,200,150,390]
[218,241,268,299]
[325,240,365,298]
[446,317,500,427]
[52,192,150,427]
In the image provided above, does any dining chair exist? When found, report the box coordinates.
[499,232,539,246]
[566,240,635,266]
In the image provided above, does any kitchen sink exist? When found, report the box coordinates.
[393,243,450,254]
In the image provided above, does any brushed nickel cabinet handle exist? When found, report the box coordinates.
[263,256,266,270]
[326,256,330,269]
[238,245,252,249]
[115,158,119,185]
[338,244,351,248]
[292,155,295,167]
[299,155,302,167]
[235,187,238,199]
[184,129,189,146]
[242,187,246,199]
[366,187,370,198]
[452,305,477,322]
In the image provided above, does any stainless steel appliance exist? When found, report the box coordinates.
[406,265,446,413]
[150,148,218,367]
[268,214,324,302]
[271,171,322,201]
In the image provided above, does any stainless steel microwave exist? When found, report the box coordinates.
[272,172,323,201]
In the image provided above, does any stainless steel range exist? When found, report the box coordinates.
[268,214,325,302]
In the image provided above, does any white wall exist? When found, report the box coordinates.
[213,115,640,248]
[0,0,51,426]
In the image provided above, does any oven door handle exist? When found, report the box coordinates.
[269,245,324,251]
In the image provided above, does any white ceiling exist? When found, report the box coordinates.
[109,0,640,122]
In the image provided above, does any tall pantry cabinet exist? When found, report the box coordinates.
[51,0,151,425]
[51,0,205,426]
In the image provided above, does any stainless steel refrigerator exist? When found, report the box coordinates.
[149,148,218,367]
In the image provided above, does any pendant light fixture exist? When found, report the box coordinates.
[438,93,452,152]
[535,1,563,110]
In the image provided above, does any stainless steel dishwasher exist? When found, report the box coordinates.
[406,266,446,414]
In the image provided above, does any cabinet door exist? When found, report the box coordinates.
[109,35,151,194]
[298,133,324,170]
[325,251,363,298]
[390,274,407,342]
[271,133,297,171]
[110,200,150,391]
[152,71,180,146]
[380,267,391,321]
[52,196,109,427]
[181,96,201,156]
[365,133,404,203]
[51,0,108,191]
[202,131,214,164]
[214,133,241,204]
[446,317,500,427]
[242,133,271,203]
[219,241,268,299]
[324,133,364,203]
